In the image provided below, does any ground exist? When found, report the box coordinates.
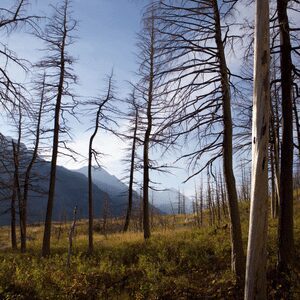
[0,201,299,299]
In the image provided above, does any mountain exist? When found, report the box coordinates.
[0,133,188,226]
[76,167,192,215]
[75,166,138,214]
[0,135,118,226]
[76,166,129,199]
[150,188,193,214]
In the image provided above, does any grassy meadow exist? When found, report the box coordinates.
[0,201,300,299]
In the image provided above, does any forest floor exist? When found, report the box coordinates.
[0,200,300,299]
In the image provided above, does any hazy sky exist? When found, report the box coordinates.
[1,0,198,196]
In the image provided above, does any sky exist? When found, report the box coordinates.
[5,0,295,197]
[1,0,199,196]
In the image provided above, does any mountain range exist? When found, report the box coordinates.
[76,167,193,214]
[0,134,192,226]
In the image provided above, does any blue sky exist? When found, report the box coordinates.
[1,0,198,196]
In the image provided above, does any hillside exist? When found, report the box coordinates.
[0,135,117,225]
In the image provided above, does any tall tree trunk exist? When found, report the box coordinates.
[244,0,270,297]
[87,78,112,253]
[42,32,66,258]
[12,125,22,251]
[142,15,155,240]
[212,0,245,282]
[42,88,62,256]
[87,138,94,254]
[21,77,45,253]
[123,106,138,232]
[143,111,152,239]
[277,0,294,273]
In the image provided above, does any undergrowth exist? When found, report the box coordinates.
[0,201,299,299]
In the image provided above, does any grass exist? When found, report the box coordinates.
[0,201,299,299]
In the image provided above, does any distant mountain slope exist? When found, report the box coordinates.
[76,166,128,198]
[75,166,135,213]
[76,166,192,215]
[151,188,193,214]
[0,135,118,226]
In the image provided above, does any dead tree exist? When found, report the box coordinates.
[137,4,167,240]
[244,0,270,297]
[11,104,23,250]
[40,0,78,257]
[19,73,46,252]
[277,0,295,274]
[86,73,115,254]
[0,0,38,111]
[123,89,141,232]
[67,205,77,268]
[156,0,245,281]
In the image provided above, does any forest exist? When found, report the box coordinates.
[0,0,299,299]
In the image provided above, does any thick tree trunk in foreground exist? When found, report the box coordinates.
[277,0,294,273]
[212,0,245,283]
[244,0,270,298]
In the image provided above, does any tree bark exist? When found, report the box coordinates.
[244,0,270,298]
[277,0,294,273]
[212,0,245,283]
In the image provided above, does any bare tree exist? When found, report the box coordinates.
[67,205,77,268]
[0,0,38,111]
[155,0,245,281]
[39,0,78,257]
[277,0,295,274]
[10,104,23,250]
[137,4,167,240]
[19,73,47,252]
[86,73,115,254]
[123,89,141,232]
[244,0,270,297]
